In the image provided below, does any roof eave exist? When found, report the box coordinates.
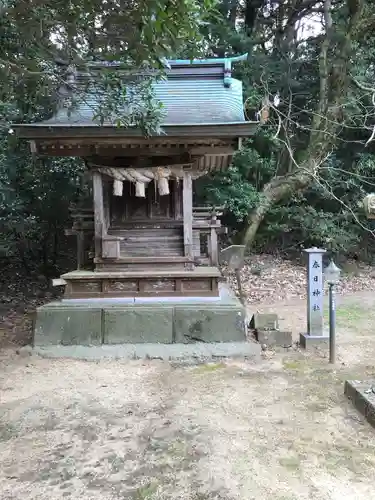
[13,122,259,140]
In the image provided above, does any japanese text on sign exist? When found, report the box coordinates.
[305,248,325,336]
[310,261,323,317]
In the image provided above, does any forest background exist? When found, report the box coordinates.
[1,0,375,280]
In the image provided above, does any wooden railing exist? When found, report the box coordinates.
[192,206,226,266]
[66,204,226,268]
[65,206,94,269]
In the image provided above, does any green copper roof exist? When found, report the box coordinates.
[15,54,257,134]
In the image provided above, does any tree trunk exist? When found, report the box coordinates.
[243,170,312,247]
[242,0,364,250]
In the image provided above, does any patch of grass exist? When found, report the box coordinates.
[277,496,299,500]
[279,456,300,471]
[167,439,188,458]
[193,363,225,374]
[282,360,304,371]
[0,422,18,441]
[336,304,365,322]
[133,482,159,500]
[305,401,330,412]
[322,445,375,474]
[324,303,373,328]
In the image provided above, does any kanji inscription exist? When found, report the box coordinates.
[305,247,325,336]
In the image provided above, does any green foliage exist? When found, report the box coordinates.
[196,140,375,258]
[193,0,375,259]
[0,0,217,130]
[2,0,375,276]
[0,132,84,273]
[0,0,218,274]
[195,140,276,222]
[259,204,362,255]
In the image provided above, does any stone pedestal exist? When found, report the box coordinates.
[299,332,329,349]
[31,285,259,359]
[300,247,328,349]
[257,329,292,348]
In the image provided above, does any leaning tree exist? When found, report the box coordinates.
[202,0,375,249]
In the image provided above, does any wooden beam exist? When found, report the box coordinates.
[190,146,235,155]
[35,145,235,158]
[87,153,192,168]
[92,170,104,259]
[31,138,236,156]
[16,122,258,139]
[52,278,67,286]
[183,170,193,267]
[37,137,231,146]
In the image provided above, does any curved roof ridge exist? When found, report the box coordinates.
[167,53,248,66]
[88,53,248,69]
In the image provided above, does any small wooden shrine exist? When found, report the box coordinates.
[15,55,260,351]
[16,55,257,300]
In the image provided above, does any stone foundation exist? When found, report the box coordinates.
[33,285,248,348]
[22,342,261,361]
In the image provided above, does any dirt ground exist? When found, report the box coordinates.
[1,292,375,500]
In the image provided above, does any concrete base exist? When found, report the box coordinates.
[33,285,248,347]
[344,379,375,428]
[299,333,329,349]
[257,329,292,348]
[21,342,261,361]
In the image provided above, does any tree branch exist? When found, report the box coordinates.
[242,0,365,248]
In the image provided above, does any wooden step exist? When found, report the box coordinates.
[121,238,183,245]
[120,251,184,257]
[97,256,191,264]
[108,228,181,234]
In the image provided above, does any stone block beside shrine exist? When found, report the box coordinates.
[256,329,292,348]
[345,380,375,428]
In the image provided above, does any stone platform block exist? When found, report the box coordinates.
[250,313,279,330]
[34,303,102,346]
[32,286,247,348]
[257,329,292,347]
[103,306,173,344]
[345,379,375,428]
[174,305,246,343]
[299,333,329,349]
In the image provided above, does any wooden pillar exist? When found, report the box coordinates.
[102,179,111,233]
[209,210,219,266]
[210,227,218,266]
[173,180,182,219]
[77,231,85,270]
[182,170,193,263]
[92,170,104,259]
